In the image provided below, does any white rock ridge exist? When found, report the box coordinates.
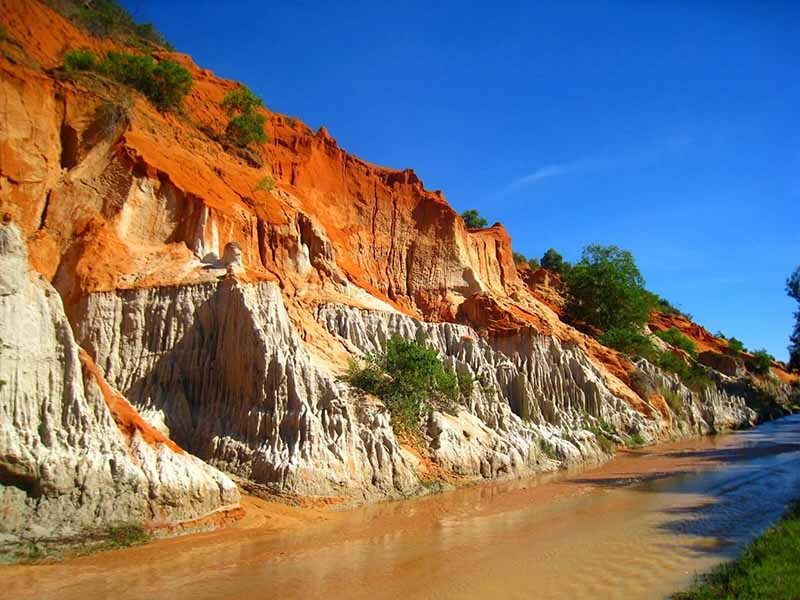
[0,224,239,547]
[72,280,421,500]
[68,276,762,502]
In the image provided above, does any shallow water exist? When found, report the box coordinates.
[5,414,800,600]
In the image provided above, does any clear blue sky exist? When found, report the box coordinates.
[123,0,799,360]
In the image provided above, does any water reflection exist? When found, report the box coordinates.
[3,415,798,600]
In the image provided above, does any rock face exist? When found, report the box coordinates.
[0,0,797,549]
[72,281,419,500]
[633,359,756,435]
[0,224,239,546]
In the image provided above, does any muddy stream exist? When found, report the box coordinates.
[4,414,800,600]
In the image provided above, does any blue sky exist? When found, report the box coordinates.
[123,0,799,360]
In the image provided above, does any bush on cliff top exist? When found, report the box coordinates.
[461,209,488,229]
[344,335,468,432]
[46,0,172,48]
[727,336,745,356]
[61,49,192,112]
[222,85,268,148]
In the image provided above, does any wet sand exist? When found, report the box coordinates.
[3,415,800,600]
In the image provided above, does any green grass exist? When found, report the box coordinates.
[625,432,646,448]
[673,501,800,599]
[12,523,150,563]
[538,437,558,459]
[655,327,698,357]
[660,385,686,417]
[103,524,150,549]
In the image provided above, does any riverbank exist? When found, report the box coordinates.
[673,500,800,600]
[3,414,799,600]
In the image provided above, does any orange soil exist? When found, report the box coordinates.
[79,348,183,453]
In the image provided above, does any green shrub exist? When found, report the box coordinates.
[63,48,97,75]
[541,248,566,273]
[150,59,193,111]
[222,85,268,147]
[50,0,171,48]
[592,428,617,454]
[222,86,263,115]
[660,385,685,417]
[344,335,465,432]
[727,337,744,355]
[456,371,474,398]
[538,437,558,459]
[99,51,153,85]
[563,244,654,331]
[626,432,646,448]
[254,175,274,194]
[657,352,712,392]
[599,327,658,360]
[461,209,488,229]
[654,327,697,357]
[227,112,267,147]
[0,26,7,42]
[750,349,774,375]
[643,291,682,315]
[91,51,192,111]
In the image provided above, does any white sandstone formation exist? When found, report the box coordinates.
[72,280,421,500]
[0,224,239,549]
[67,275,762,502]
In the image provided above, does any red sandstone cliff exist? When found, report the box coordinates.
[0,0,655,406]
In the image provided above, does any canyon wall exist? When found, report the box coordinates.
[0,0,796,551]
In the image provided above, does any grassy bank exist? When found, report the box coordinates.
[5,524,150,564]
[673,500,800,599]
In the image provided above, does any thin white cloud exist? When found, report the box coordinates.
[505,135,693,193]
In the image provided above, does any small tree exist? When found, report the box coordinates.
[563,244,654,331]
[461,209,488,229]
[222,85,268,147]
[750,349,774,375]
[541,248,565,273]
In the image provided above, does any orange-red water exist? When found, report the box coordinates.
[4,415,800,600]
